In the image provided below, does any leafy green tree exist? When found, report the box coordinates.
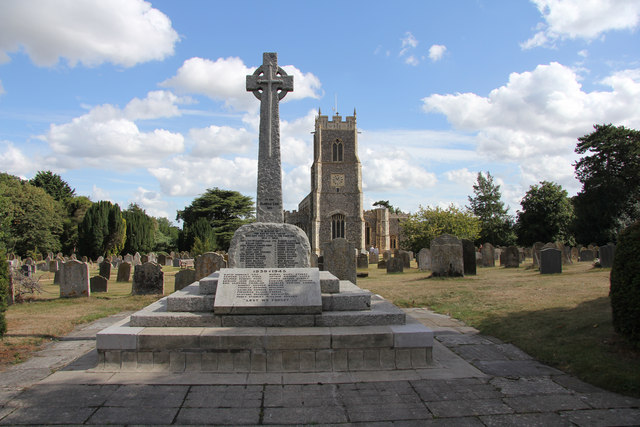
[122,204,155,255]
[373,200,403,214]
[467,172,516,246]
[516,181,575,246]
[177,188,254,251]
[400,204,481,254]
[77,201,127,259]
[60,196,92,254]
[0,173,64,256]
[0,248,9,337]
[29,170,76,204]
[573,124,640,244]
[153,217,180,253]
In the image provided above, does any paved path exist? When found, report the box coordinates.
[0,308,638,426]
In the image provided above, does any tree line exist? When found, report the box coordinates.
[401,124,640,253]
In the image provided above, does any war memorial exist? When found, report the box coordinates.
[95,53,434,373]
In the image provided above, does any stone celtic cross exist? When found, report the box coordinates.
[246,52,293,223]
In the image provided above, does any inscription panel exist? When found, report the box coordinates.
[228,223,311,268]
[214,268,321,314]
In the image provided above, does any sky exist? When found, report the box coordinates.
[1,0,639,224]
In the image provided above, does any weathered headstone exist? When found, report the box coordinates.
[369,252,378,264]
[174,269,196,291]
[431,234,464,277]
[570,247,579,261]
[598,243,616,268]
[398,250,411,269]
[383,250,391,261]
[540,248,562,274]
[580,248,595,262]
[172,258,181,267]
[417,248,431,271]
[132,262,164,295]
[116,261,132,282]
[503,246,520,268]
[357,253,369,269]
[386,257,403,273]
[60,260,90,297]
[228,223,310,269]
[157,254,168,266]
[532,242,545,267]
[195,252,227,281]
[90,275,108,293]
[461,239,476,275]
[481,243,495,267]
[133,252,141,266]
[322,238,356,284]
[140,254,149,264]
[99,261,111,280]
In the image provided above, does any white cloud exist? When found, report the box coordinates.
[362,148,437,192]
[283,165,311,210]
[400,32,418,56]
[523,0,640,49]
[0,140,33,176]
[444,168,477,187]
[0,0,179,67]
[130,186,169,218]
[91,185,112,202]
[429,45,447,62]
[422,62,640,191]
[0,80,4,95]
[124,90,193,120]
[405,55,420,66]
[189,125,254,157]
[162,57,322,112]
[280,110,316,167]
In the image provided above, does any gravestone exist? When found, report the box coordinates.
[174,269,196,291]
[157,254,168,266]
[140,255,149,264]
[117,262,132,282]
[570,247,579,261]
[60,260,90,297]
[532,242,545,267]
[90,275,108,293]
[322,238,356,284]
[430,234,464,277]
[124,254,134,264]
[418,248,431,271]
[357,253,369,269]
[310,252,318,268]
[481,243,495,267]
[195,252,227,281]
[369,252,378,264]
[540,248,562,274]
[399,250,411,269]
[96,256,104,264]
[172,258,181,267]
[503,246,520,268]
[132,262,164,295]
[580,248,595,262]
[228,223,310,269]
[599,243,616,268]
[461,239,476,275]
[99,261,111,280]
[133,252,141,266]
[383,250,391,261]
[386,257,403,273]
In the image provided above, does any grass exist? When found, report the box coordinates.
[360,260,640,397]
[2,260,638,398]
[0,265,178,368]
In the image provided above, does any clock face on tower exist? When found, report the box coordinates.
[330,173,345,187]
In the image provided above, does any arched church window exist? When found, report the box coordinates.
[331,214,345,239]
[332,140,343,162]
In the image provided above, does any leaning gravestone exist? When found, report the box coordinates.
[60,260,90,297]
[322,238,356,284]
[431,234,464,277]
[116,262,132,282]
[540,248,562,274]
[131,262,164,295]
[174,269,196,291]
[461,239,476,275]
[418,248,431,271]
[386,257,403,273]
[194,252,227,281]
[481,243,495,267]
[598,243,616,268]
[357,253,369,269]
[90,275,108,293]
[99,260,111,280]
[503,246,520,268]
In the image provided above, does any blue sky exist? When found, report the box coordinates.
[1,0,639,223]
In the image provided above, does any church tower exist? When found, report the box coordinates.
[308,110,365,254]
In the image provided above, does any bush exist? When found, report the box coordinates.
[0,249,9,337]
[610,220,640,345]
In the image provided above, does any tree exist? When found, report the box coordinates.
[122,204,155,255]
[177,188,254,251]
[0,173,64,256]
[153,217,180,253]
[77,201,126,259]
[0,248,9,337]
[573,124,640,244]
[400,204,481,254]
[60,196,92,254]
[29,170,76,204]
[467,172,516,246]
[516,181,574,246]
[373,200,403,214]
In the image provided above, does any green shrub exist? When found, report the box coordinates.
[610,220,640,345]
[0,249,9,337]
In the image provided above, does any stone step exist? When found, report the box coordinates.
[197,270,340,295]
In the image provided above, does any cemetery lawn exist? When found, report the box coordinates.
[362,261,640,398]
[0,266,179,370]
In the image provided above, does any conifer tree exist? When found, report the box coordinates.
[78,201,126,259]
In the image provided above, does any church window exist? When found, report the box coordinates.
[331,214,345,239]
[365,224,371,246]
[332,140,343,162]
[390,236,397,249]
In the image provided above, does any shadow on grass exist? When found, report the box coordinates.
[475,296,640,397]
